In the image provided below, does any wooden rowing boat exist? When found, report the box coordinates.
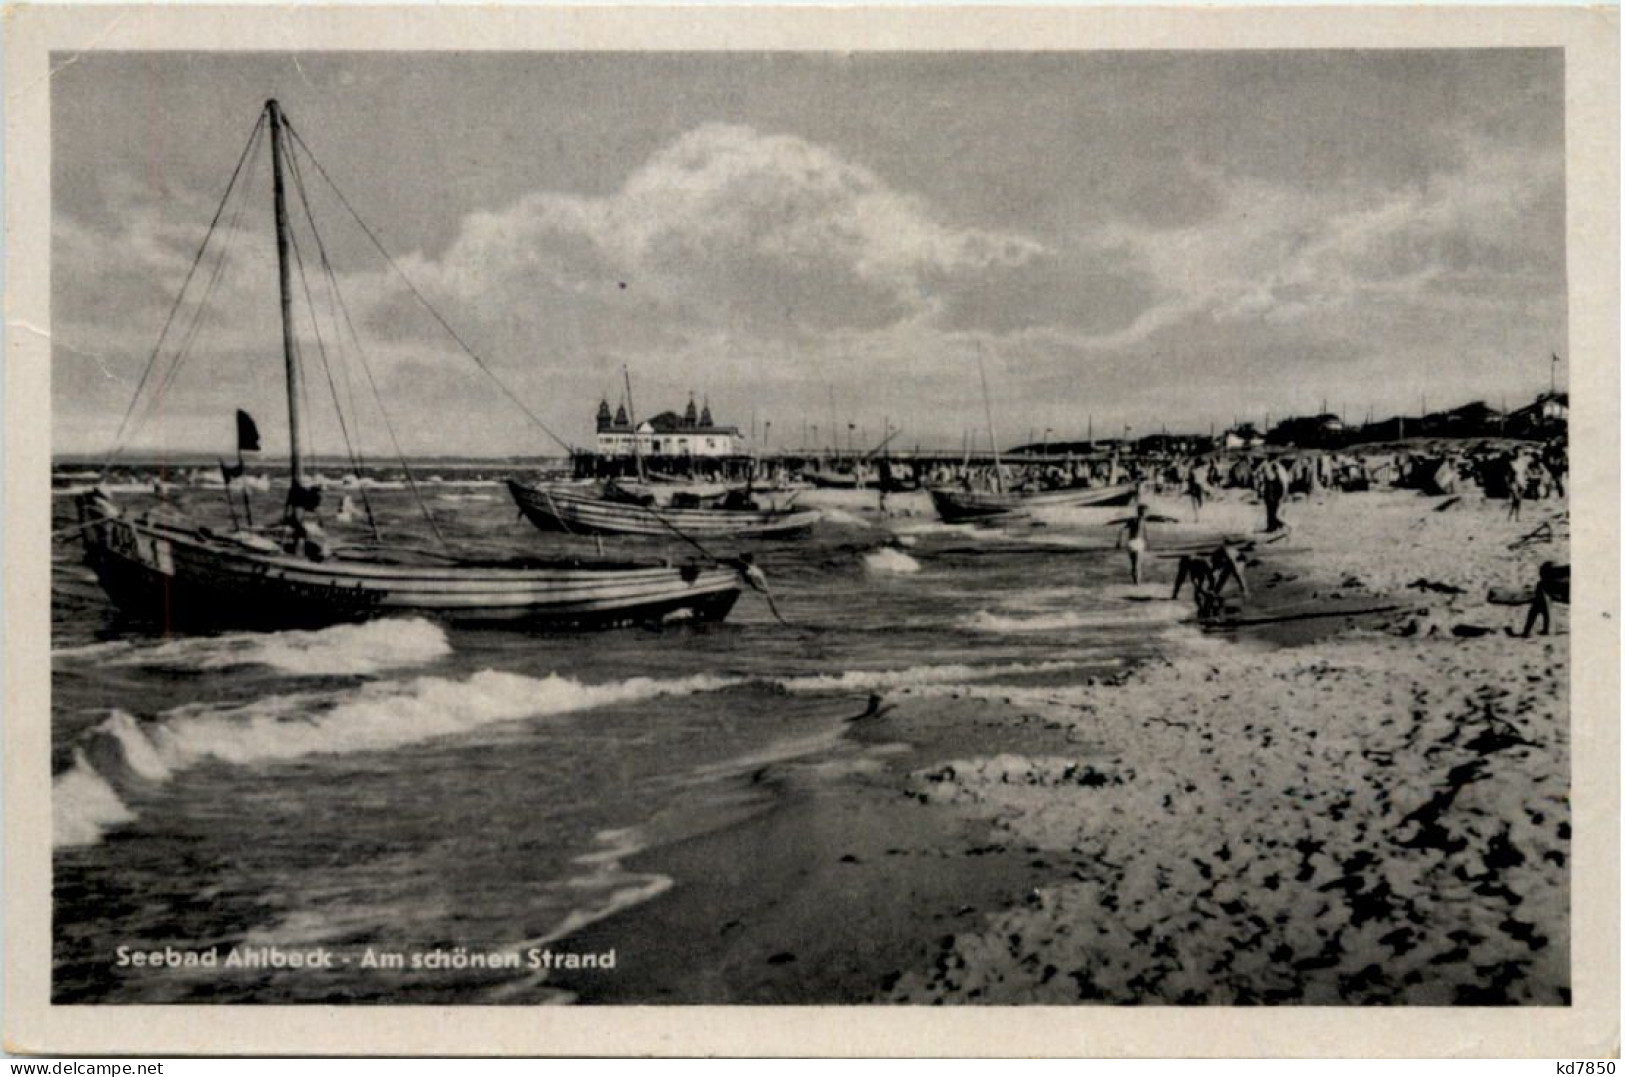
[928,483,1138,523]
[79,492,740,629]
[509,479,821,539]
[75,100,744,631]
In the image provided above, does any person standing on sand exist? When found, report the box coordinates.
[1505,451,1528,520]
[1260,461,1288,532]
[1520,561,1569,637]
[1110,503,1180,585]
[1186,469,1206,521]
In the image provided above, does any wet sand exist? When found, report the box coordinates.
[553,488,1569,1005]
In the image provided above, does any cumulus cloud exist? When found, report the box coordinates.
[53,102,1566,455]
[393,122,1048,344]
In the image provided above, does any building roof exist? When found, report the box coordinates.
[597,401,740,436]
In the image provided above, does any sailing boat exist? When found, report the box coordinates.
[73,100,743,629]
[928,349,1135,523]
[507,369,820,539]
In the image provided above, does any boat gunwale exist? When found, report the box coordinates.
[508,479,822,534]
[89,512,735,585]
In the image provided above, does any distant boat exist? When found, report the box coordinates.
[928,483,1137,524]
[509,479,821,539]
[74,100,743,630]
[929,346,1135,522]
[805,469,867,489]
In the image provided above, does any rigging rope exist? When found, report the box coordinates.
[283,220,378,539]
[147,121,265,425]
[283,135,448,552]
[100,112,268,477]
[277,111,772,591]
[282,118,577,457]
[279,119,754,571]
[285,140,381,537]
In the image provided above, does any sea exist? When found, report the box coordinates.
[49,467,1227,1004]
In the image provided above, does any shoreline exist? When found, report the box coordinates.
[549,488,1569,1005]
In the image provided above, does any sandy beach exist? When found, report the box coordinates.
[555,485,1570,1006]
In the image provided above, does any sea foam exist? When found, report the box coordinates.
[818,508,873,528]
[51,668,742,848]
[962,602,1187,634]
[53,750,138,849]
[864,547,921,575]
[781,659,1084,694]
[108,618,453,677]
[54,654,1102,847]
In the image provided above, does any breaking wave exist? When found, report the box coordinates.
[52,640,135,661]
[52,668,742,848]
[818,508,872,528]
[53,653,1109,848]
[864,547,921,575]
[53,750,138,850]
[780,659,1084,694]
[963,602,1188,634]
[79,619,454,677]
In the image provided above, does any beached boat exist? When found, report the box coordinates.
[509,479,821,539]
[930,347,1136,522]
[73,100,743,630]
[77,493,740,628]
[805,469,868,490]
[928,483,1138,523]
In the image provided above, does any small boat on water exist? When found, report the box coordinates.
[931,345,1137,522]
[509,479,821,539]
[929,482,1137,524]
[805,469,868,490]
[77,493,741,628]
[73,100,744,630]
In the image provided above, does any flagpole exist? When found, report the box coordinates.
[239,446,254,528]
[219,458,241,530]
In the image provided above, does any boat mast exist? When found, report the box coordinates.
[976,345,1004,492]
[623,366,646,483]
[266,100,306,513]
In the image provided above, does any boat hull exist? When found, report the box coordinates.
[508,480,820,539]
[805,472,865,489]
[76,498,742,630]
[929,483,1137,523]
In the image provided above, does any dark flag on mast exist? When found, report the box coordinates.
[221,410,261,482]
[237,409,261,453]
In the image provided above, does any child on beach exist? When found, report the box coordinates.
[1172,544,1249,617]
[1110,503,1180,585]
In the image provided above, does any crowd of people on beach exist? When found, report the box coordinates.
[907,437,1571,633]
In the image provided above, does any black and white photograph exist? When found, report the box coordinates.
[7,3,1619,1056]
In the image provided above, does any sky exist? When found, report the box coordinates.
[52,50,1567,458]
